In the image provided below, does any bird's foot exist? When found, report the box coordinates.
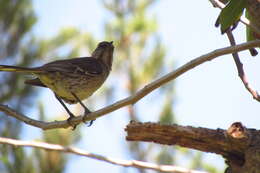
[67,114,77,130]
[70,92,95,127]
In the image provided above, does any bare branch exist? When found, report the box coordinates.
[0,136,208,173]
[126,121,248,158]
[226,30,260,101]
[209,0,260,100]
[1,40,260,130]
[126,121,260,173]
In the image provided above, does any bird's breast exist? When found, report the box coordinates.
[37,71,108,104]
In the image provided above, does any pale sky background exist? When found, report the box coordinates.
[21,0,260,173]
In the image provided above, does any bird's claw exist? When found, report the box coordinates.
[83,109,95,127]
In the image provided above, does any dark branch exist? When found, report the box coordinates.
[125,121,260,173]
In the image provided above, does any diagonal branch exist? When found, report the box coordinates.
[1,40,260,130]
[0,136,208,173]
[226,30,260,101]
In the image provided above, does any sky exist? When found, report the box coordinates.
[28,0,260,173]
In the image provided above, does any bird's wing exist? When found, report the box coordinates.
[40,57,103,76]
[24,78,47,87]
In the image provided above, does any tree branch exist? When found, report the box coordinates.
[226,30,260,101]
[126,121,249,159]
[125,121,260,173]
[0,136,208,173]
[1,40,260,130]
[209,0,260,101]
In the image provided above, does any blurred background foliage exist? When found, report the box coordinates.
[0,0,221,172]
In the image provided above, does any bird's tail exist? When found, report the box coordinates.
[0,65,41,73]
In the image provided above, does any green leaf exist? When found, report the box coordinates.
[218,0,246,33]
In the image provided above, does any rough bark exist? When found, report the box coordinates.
[125,121,260,173]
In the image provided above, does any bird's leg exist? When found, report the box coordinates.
[54,94,77,129]
[71,92,91,114]
[71,92,95,126]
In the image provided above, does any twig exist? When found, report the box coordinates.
[0,136,208,173]
[209,0,260,100]
[226,30,260,101]
[1,40,260,130]
[209,0,260,36]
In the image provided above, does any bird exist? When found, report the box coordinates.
[0,41,114,127]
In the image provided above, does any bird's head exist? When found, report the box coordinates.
[92,41,114,71]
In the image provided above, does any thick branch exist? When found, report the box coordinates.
[0,136,207,173]
[126,121,260,172]
[1,40,260,130]
[126,122,248,163]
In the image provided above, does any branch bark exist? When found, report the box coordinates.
[0,136,207,173]
[0,40,260,130]
[125,121,260,173]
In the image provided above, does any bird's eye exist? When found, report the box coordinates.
[99,42,109,48]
